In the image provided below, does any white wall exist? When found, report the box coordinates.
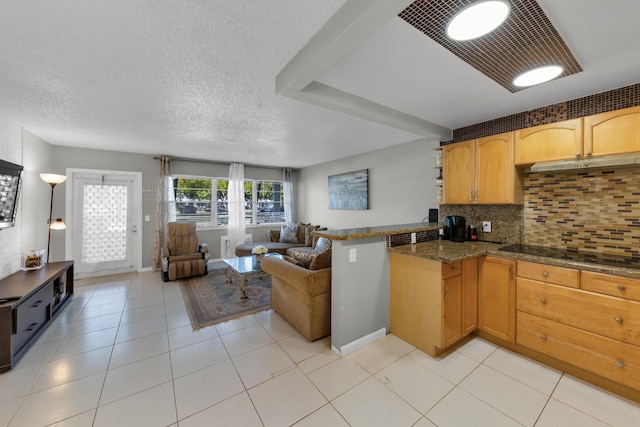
[296,138,441,229]
[0,116,22,279]
[22,130,58,257]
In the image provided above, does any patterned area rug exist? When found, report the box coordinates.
[179,261,271,330]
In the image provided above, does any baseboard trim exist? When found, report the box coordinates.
[332,327,387,357]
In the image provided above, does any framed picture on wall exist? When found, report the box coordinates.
[328,169,368,210]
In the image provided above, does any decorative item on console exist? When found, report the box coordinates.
[21,249,46,270]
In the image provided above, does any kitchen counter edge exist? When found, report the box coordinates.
[388,240,640,280]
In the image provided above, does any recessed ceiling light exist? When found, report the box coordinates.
[513,65,564,87]
[446,0,511,41]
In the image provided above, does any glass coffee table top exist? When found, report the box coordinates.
[222,253,283,299]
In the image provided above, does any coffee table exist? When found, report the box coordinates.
[222,253,284,299]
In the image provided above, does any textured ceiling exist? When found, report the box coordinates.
[2,1,640,169]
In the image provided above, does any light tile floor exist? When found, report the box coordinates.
[1,270,639,426]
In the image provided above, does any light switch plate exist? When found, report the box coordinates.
[411,232,417,244]
[349,248,357,263]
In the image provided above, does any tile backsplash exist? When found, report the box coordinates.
[439,204,523,244]
[524,168,640,257]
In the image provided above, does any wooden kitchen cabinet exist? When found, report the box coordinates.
[515,118,583,165]
[389,253,477,356]
[443,132,523,204]
[443,140,474,204]
[478,256,516,343]
[584,105,640,157]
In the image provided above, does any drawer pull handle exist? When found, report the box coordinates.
[26,322,38,331]
[615,317,623,324]
[540,334,547,341]
[32,300,43,308]
[444,282,449,300]
[451,267,457,271]
[540,298,547,305]
[617,285,626,291]
[616,360,624,368]
[542,271,548,277]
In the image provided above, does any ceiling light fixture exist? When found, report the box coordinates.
[513,65,564,87]
[446,0,510,41]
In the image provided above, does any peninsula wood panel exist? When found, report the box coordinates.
[461,257,479,336]
[585,105,640,156]
[515,118,583,164]
[389,253,442,355]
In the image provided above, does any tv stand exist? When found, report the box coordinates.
[0,261,74,372]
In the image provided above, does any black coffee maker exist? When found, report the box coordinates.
[442,215,467,242]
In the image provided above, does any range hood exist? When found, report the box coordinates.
[530,153,640,173]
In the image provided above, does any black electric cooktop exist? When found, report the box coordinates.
[498,244,640,270]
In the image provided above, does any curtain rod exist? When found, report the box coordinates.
[152,156,293,171]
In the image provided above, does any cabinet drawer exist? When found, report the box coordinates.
[517,311,640,391]
[11,284,52,353]
[517,278,640,346]
[442,261,462,279]
[582,271,640,302]
[517,261,580,288]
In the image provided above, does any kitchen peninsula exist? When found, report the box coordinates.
[388,239,640,403]
[314,223,440,356]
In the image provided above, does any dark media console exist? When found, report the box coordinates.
[0,261,74,372]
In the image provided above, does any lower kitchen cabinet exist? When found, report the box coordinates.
[390,253,478,356]
[478,256,516,343]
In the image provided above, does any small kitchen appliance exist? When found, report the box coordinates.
[443,215,466,242]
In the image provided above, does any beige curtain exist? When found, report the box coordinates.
[152,156,176,269]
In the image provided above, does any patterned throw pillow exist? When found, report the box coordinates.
[312,227,327,248]
[269,229,281,242]
[297,223,310,244]
[284,255,305,268]
[309,249,332,270]
[280,224,299,243]
[288,248,314,268]
[305,225,320,247]
[314,237,332,252]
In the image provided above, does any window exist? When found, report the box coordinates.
[173,176,285,227]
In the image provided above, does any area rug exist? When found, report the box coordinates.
[179,261,272,330]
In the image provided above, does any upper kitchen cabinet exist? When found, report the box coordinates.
[585,106,640,156]
[443,132,524,204]
[515,118,583,165]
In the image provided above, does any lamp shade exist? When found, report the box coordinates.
[49,218,66,230]
[40,173,67,185]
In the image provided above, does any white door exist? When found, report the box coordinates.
[67,170,141,278]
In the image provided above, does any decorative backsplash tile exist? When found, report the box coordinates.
[449,83,640,143]
[439,204,524,244]
[524,168,640,257]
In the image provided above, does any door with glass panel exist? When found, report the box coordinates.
[68,171,140,278]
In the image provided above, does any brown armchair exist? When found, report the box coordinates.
[161,222,209,281]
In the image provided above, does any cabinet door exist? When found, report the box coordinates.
[478,257,516,343]
[443,140,474,204]
[461,257,478,336]
[515,118,583,164]
[475,132,520,204]
[585,106,640,157]
[442,274,462,347]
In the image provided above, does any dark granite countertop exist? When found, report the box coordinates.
[389,240,640,280]
[313,222,441,241]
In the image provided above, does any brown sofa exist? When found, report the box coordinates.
[235,224,326,257]
[260,255,331,341]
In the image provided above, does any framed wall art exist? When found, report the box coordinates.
[328,169,368,210]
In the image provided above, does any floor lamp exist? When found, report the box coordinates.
[41,173,67,263]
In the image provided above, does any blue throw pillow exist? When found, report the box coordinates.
[280,224,299,243]
[314,237,332,252]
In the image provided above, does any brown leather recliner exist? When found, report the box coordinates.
[161,222,209,281]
